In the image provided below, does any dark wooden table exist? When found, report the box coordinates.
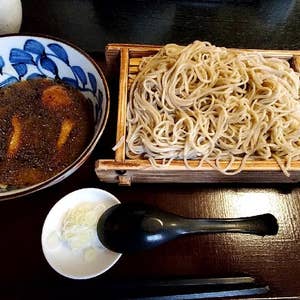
[1,1,300,299]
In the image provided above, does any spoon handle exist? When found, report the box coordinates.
[178,213,278,236]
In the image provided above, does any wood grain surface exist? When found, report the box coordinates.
[1,1,300,299]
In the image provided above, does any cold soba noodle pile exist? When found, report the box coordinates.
[126,41,300,176]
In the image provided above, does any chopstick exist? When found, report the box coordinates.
[26,276,269,299]
[119,276,256,289]
[95,276,269,299]
[132,285,270,300]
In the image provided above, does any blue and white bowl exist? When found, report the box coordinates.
[0,35,110,200]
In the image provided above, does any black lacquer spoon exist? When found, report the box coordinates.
[97,203,278,253]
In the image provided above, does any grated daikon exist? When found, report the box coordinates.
[61,202,105,257]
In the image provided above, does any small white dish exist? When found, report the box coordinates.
[41,188,122,279]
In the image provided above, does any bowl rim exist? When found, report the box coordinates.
[0,33,110,201]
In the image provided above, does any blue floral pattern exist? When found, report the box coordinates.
[0,38,101,102]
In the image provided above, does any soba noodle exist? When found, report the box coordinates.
[126,41,300,175]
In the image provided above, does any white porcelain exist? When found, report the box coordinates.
[41,188,122,280]
[0,0,22,35]
[0,35,110,200]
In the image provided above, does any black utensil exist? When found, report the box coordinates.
[87,276,269,299]
[62,275,269,299]
[97,203,278,253]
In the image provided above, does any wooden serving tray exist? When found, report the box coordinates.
[95,43,300,185]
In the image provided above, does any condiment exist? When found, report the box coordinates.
[0,78,93,187]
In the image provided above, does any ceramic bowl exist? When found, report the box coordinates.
[0,34,110,200]
[41,188,122,279]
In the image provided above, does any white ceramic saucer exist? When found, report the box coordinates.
[41,188,122,279]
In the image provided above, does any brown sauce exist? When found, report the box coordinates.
[0,78,94,188]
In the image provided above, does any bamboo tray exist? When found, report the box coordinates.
[95,43,300,185]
